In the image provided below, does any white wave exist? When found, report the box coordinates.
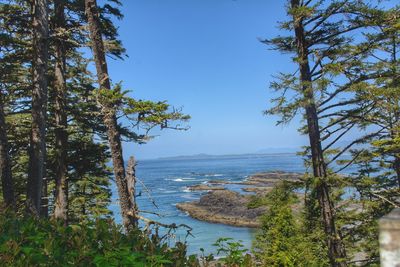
[163,190,178,194]
[204,174,223,177]
[165,177,197,182]
[182,195,196,200]
[182,188,191,193]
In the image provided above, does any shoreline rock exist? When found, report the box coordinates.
[208,171,302,187]
[176,190,266,228]
[177,171,303,228]
[241,186,273,193]
[186,184,226,191]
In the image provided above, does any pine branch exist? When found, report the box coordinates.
[327,129,384,165]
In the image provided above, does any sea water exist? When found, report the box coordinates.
[109,153,317,255]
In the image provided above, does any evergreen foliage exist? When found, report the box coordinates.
[252,183,329,267]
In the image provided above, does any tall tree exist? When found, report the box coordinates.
[0,0,33,208]
[263,0,381,264]
[26,0,49,215]
[356,6,400,187]
[52,0,69,223]
[84,0,136,231]
[0,90,15,209]
[289,1,346,264]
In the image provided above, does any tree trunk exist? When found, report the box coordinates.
[40,177,48,217]
[0,91,15,209]
[126,156,138,227]
[291,0,347,266]
[394,156,400,188]
[53,0,69,224]
[84,0,136,231]
[390,36,400,188]
[26,0,49,216]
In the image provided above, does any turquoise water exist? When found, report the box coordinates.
[110,153,306,255]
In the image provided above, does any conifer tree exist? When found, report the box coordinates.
[26,0,49,216]
[263,0,382,265]
[52,0,69,223]
[83,0,189,231]
[0,0,33,208]
[84,0,137,231]
[354,6,400,187]
[253,183,329,266]
[335,6,400,263]
[0,90,15,208]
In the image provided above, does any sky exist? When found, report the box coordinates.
[106,0,308,159]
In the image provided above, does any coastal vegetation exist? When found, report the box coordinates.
[0,0,399,266]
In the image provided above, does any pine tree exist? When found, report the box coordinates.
[52,0,69,223]
[262,1,373,264]
[253,183,329,266]
[355,6,400,187]
[26,0,49,216]
[0,89,15,208]
[84,0,137,231]
[334,6,400,264]
[0,0,32,208]
[83,0,190,231]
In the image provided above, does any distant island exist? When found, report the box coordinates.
[155,151,299,161]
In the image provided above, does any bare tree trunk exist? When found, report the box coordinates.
[126,156,138,227]
[53,0,68,224]
[26,0,49,216]
[84,0,136,231]
[291,0,347,266]
[0,91,15,209]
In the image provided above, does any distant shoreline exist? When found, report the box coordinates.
[139,152,299,161]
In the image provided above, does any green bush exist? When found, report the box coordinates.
[252,182,329,267]
[212,238,253,267]
[0,212,199,266]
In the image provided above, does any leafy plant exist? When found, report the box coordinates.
[212,238,253,267]
[0,211,197,266]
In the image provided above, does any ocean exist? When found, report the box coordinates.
[109,153,307,255]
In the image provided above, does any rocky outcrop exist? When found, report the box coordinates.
[248,171,302,184]
[187,184,226,191]
[177,171,303,227]
[208,171,302,187]
[241,186,273,193]
[176,190,266,228]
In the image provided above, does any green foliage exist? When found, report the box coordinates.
[211,238,253,267]
[335,149,400,265]
[197,247,215,266]
[0,211,197,267]
[0,0,190,219]
[253,183,329,267]
[247,195,268,209]
[95,83,190,144]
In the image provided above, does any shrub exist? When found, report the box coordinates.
[0,211,198,266]
[252,182,329,267]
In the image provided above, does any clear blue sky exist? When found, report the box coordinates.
[106,0,308,159]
